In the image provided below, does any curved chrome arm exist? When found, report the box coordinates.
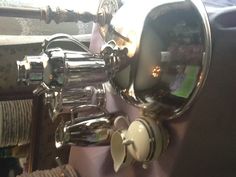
[55,108,129,148]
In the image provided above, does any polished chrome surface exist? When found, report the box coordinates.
[45,85,106,121]
[16,34,109,121]
[41,49,107,88]
[17,55,46,85]
[16,34,129,122]
[17,39,128,91]
[62,86,105,107]
[55,107,129,148]
[63,50,107,88]
[16,34,102,88]
[105,0,212,120]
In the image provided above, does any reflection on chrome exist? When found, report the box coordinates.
[55,106,129,148]
[108,0,211,120]
[45,85,105,121]
[152,65,161,78]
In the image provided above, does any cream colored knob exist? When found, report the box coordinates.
[126,117,168,162]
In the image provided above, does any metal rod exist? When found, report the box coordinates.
[0,6,97,24]
[0,6,42,19]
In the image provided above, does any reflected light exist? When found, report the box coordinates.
[110,1,155,58]
[152,66,161,78]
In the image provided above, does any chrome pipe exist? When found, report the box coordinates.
[0,6,42,19]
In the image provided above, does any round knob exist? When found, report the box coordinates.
[126,117,168,162]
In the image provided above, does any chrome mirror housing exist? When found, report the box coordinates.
[105,0,212,120]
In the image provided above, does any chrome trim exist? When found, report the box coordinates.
[176,0,212,118]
